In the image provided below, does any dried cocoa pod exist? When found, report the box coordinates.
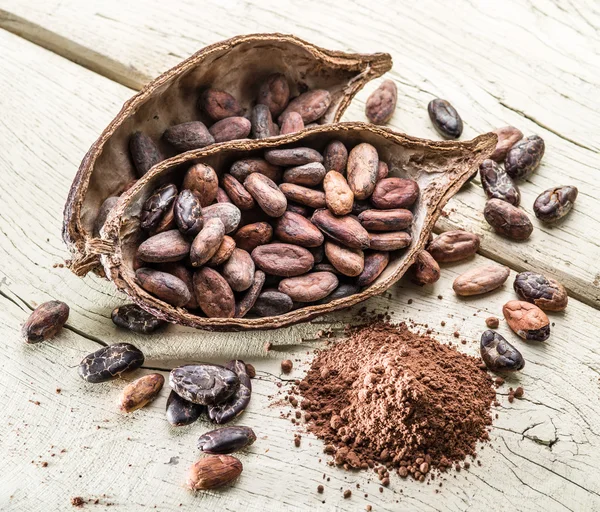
[479,159,521,206]
[279,111,304,135]
[140,184,178,231]
[279,272,338,302]
[79,343,144,383]
[200,88,243,121]
[427,230,480,262]
[222,249,255,292]
[503,300,550,341]
[484,199,533,240]
[311,209,370,249]
[452,265,510,296]
[187,455,243,490]
[235,270,266,318]
[202,203,241,233]
[206,236,236,267]
[324,241,364,277]
[119,373,164,413]
[166,390,205,426]
[94,196,119,237]
[209,117,252,143]
[323,140,348,174]
[174,190,203,236]
[274,211,324,248]
[216,187,232,203]
[251,290,294,316]
[278,89,331,124]
[283,163,326,187]
[156,263,198,309]
[221,174,255,211]
[190,218,226,267]
[371,177,419,209]
[412,251,440,285]
[504,135,545,180]
[136,268,192,307]
[356,251,389,287]
[480,330,525,372]
[137,230,191,263]
[279,183,326,208]
[251,104,277,139]
[193,267,236,318]
[318,283,360,303]
[368,231,411,251]
[533,185,578,223]
[198,426,257,454]
[129,132,162,177]
[230,158,282,183]
[358,209,413,232]
[234,222,273,252]
[365,79,397,124]
[490,126,524,162]
[22,301,69,344]
[265,147,323,166]
[244,173,287,217]
[347,143,379,200]
[112,303,166,333]
[251,243,314,277]
[323,171,354,216]
[257,73,290,117]
[183,164,219,206]
[428,98,463,139]
[513,271,568,311]
[163,122,215,152]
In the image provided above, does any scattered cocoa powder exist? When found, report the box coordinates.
[70,497,84,507]
[296,322,495,480]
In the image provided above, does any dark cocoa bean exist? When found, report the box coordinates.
[206,235,236,267]
[222,249,255,292]
[111,304,165,334]
[166,390,205,426]
[207,360,252,424]
[140,184,178,231]
[234,222,273,252]
[371,177,419,209]
[129,132,162,177]
[490,126,524,162]
[286,203,310,216]
[324,241,364,277]
[22,301,69,344]
[514,271,568,311]
[265,147,323,166]
[193,268,236,318]
[484,199,533,240]
[235,270,266,318]
[251,243,314,277]
[311,209,370,249]
[279,272,338,302]
[356,251,389,287]
[198,426,257,454]
[358,209,413,232]
[310,244,325,264]
[323,140,348,174]
[221,174,255,211]
[136,268,192,307]
[365,79,397,124]
[186,455,243,490]
[452,265,510,296]
[251,104,277,139]
[347,143,379,200]
[183,164,219,206]
[279,183,326,208]
[244,173,287,217]
[78,343,144,383]
[209,116,252,142]
[149,199,176,236]
[313,263,340,274]
[200,89,243,121]
[251,290,294,316]
[427,230,480,262]
[170,363,239,405]
[368,231,412,251]
[119,373,164,413]
[504,135,545,180]
[94,196,119,237]
[157,262,198,309]
[163,122,215,152]
[202,203,241,233]
[427,98,463,139]
[174,190,203,236]
[190,218,225,267]
[323,171,354,216]
[503,300,550,341]
[257,73,290,117]
[318,283,360,303]
[533,186,578,223]
[283,163,326,186]
[480,330,525,371]
[274,211,324,248]
[278,89,331,124]
[413,251,440,285]
[230,158,282,183]
[279,111,304,134]
[479,159,521,206]
[352,200,371,216]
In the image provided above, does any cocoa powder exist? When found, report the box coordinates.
[296,322,495,479]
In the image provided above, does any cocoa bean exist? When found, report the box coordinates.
[206,236,236,267]
[368,231,411,251]
[183,164,219,206]
[278,89,331,124]
[166,390,205,427]
[452,265,510,296]
[279,183,326,208]
[222,249,255,292]
[234,222,273,252]
[156,263,198,309]
[310,245,325,264]
[244,173,287,217]
[235,270,266,318]
[358,209,413,232]
[286,203,310,216]
[170,364,239,405]
[427,230,480,262]
[230,158,281,182]
[283,163,326,186]
[479,159,521,206]
[323,140,348,174]
[490,126,524,162]
[313,263,340,274]
[190,218,226,267]
[209,116,251,143]
[427,98,463,139]
[251,243,314,277]
[187,455,243,490]
[311,209,370,249]
[352,200,371,216]
[252,290,294,316]
[119,373,164,413]
[356,251,389,287]
[503,300,550,341]
[279,272,338,302]
[216,187,232,203]
[318,283,360,303]
[221,174,255,211]
[200,89,243,121]
[251,104,277,139]
[513,271,568,311]
[22,301,69,344]
[136,268,192,307]
[376,161,389,181]
[504,135,545,180]
[198,426,257,454]
[174,189,203,235]
[533,186,578,223]
[347,143,379,200]
[265,147,323,166]
[129,132,162,177]
[413,251,440,285]
[94,196,119,237]
[163,121,215,152]
[140,184,178,231]
[480,331,525,371]
[257,73,290,117]
[484,199,533,240]
[111,304,166,333]
[137,229,191,263]
[207,364,251,423]
[371,177,419,209]
[365,79,397,124]
[150,200,176,236]
[202,203,241,233]
[79,343,144,383]
[193,268,236,318]
[274,211,324,248]
[279,111,304,134]
[323,171,354,216]
[324,241,364,277]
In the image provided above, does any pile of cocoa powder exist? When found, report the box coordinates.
[294,322,496,481]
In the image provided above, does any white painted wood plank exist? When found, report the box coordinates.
[0,0,598,307]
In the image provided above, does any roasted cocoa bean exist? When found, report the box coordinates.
[163,121,215,152]
[278,89,331,124]
[208,360,252,424]
[358,209,413,232]
[222,249,255,292]
[323,140,348,174]
[279,183,326,208]
[186,455,243,490]
[129,132,162,177]
[235,270,266,318]
[150,200,176,236]
[140,184,178,231]
[427,98,463,139]
[157,262,198,309]
[265,147,323,166]
[94,196,119,236]
[111,304,165,334]
[427,230,480,262]
[503,300,550,341]
[533,186,578,223]
[504,135,545,180]
[479,159,521,206]
[200,89,243,121]
[257,73,290,117]
[480,331,525,371]
[221,174,255,211]
[244,173,287,217]
[356,251,389,287]
[452,265,510,296]
[79,343,144,383]
[198,426,257,454]
[230,158,282,183]
[22,301,69,344]
[170,363,239,405]
[490,126,524,162]
[234,222,273,252]
[274,211,324,248]
[136,268,192,306]
[183,164,219,207]
[347,143,379,200]
[166,390,205,426]
[413,251,441,285]
[216,187,232,203]
[209,116,252,143]
[279,272,338,302]
[193,267,236,318]
[206,236,236,267]
[137,230,191,263]
[286,203,310,216]
[251,243,314,277]
[318,283,361,304]
[174,189,204,235]
[190,218,226,267]
[279,111,304,134]
[371,177,419,209]
[251,290,294,317]
[323,171,354,215]
[311,209,370,249]
[368,231,411,251]
[484,199,533,240]
[365,79,397,124]
[119,373,164,413]
[251,104,277,139]
[283,163,326,186]
[324,241,364,277]
[513,271,568,311]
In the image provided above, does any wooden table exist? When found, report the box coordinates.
[1,1,599,510]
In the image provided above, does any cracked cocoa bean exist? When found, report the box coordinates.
[358,209,413,232]
[413,250,440,285]
[347,143,379,200]
[166,390,205,426]
[150,200,176,236]
[278,89,331,124]
[251,243,314,277]
[244,173,287,217]
[140,184,178,231]
[208,360,252,424]
[490,126,523,162]
[504,135,545,180]
[484,199,533,240]
[206,236,236,267]
[452,265,510,296]
[278,272,338,302]
[198,426,257,454]
[119,373,164,413]
[193,267,236,318]
[356,251,389,287]
[479,159,521,206]
[209,116,252,143]
[279,111,304,134]
[283,163,326,187]
[230,158,282,183]
[202,203,241,233]
[136,268,191,306]
[427,230,480,263]
[257,73,290,117]
[183,164,219,207]
[480,330,525,372]
[312,209,370,249]
[427,98,463,139]
[190,218,226,267]
[323,140,348,174]
[222,249,255,292]
[22,301,69,344]
[533,185,578,223]
[503,300,550,341]
[251,290,294,316]
[187,455,243,490]
[513,271,568,311]
[324,241,364,277]
[265,147,323,166]
[221,174,255,211]
[111,304,166,334]
[200,88,243,121]
[79,343,144,383]
[368,231,411,251]
[251,104,277,139]
[323,171,354,216]
[235,270,266,318]
[279,183,326,208]
[274,211,324,248]
[129,132,163,177]
[174,189,204,235]
[234,222,273,252]
[170,363,239,405]
[365,79,397,124]
[163,121,215,152]
[371,177,419,209]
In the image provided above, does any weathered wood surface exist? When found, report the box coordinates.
[0,0,599,309]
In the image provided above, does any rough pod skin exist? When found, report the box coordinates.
[187,455,243,491]
[503,300,550,341]
[453,265,510,296]
[365,79,397,124]
[22,301,69,344]
[504,135,545,180]
[427,99,463,139]
[480,330,525,372]
[119,373,165,413]
[513,271,568,311]
[427,230,480,263]
[533,186,578,223]
[484,199,533,240]
[479,159,521,206]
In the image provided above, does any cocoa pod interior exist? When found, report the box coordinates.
[99,123,495,331]
[62,34,392,276]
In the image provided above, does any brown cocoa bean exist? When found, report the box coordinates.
[479,159,521,206]
[368,231,412,251]
[313,263,340,274]
[427,98,463,139]
[235,270,266,318]
[216,187,232,203]
[183,164,219,206]
[230,158,282,183]
[452,265,510,296]
[371,177,419,209]
[209,116,251,143]
[136,268,192,307]
[119,373,164,413]
[22,301,69,344]
[222,249,255,292]
[163,122,215,152]
[358,209,413,232]
[347,143,379,200]
[140,184,178,231]
[427,230,480,262]
[174,189,203,236]
[187,455,243,490]
[286,203,310,216]
[484,199,533,240]
[200,89,243,121]
[352,200,371,216]
[94,196,119,236]
[190,218,226,267]
[480,331,525,372]
[376,161,389,181]
[505,135,545,180]
[244,173,287,217]
[251,243,314,277]
[324,241,364,277]
[503,300,550,341]
[251,290,293,317]
[283,163,326,186]
[206,235,236,267]
[323,171,354,216]
[311,209,370,249]
[257,73,290,117]
[221,174,255,211]
[323,140,348,174]
[279,111,304,134]
[356,251,389,287]
[279,183,326,208]
[202,203,241,233]
[157,262,198,309]
[129,132,162,177]
[278,89,331,124]
[278,272,338,302]
[149,200,176,236]
[265,147,323,166]
[274,211,324,247]
[413,251,440,285]
[365,79,397,124]
[533,186,578,223]
[137,229,191,263]
[490,126,524,162]
[234,222,273,252]
[251,104,277,139]
[513,271,568,311]
[193,268,236,318]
